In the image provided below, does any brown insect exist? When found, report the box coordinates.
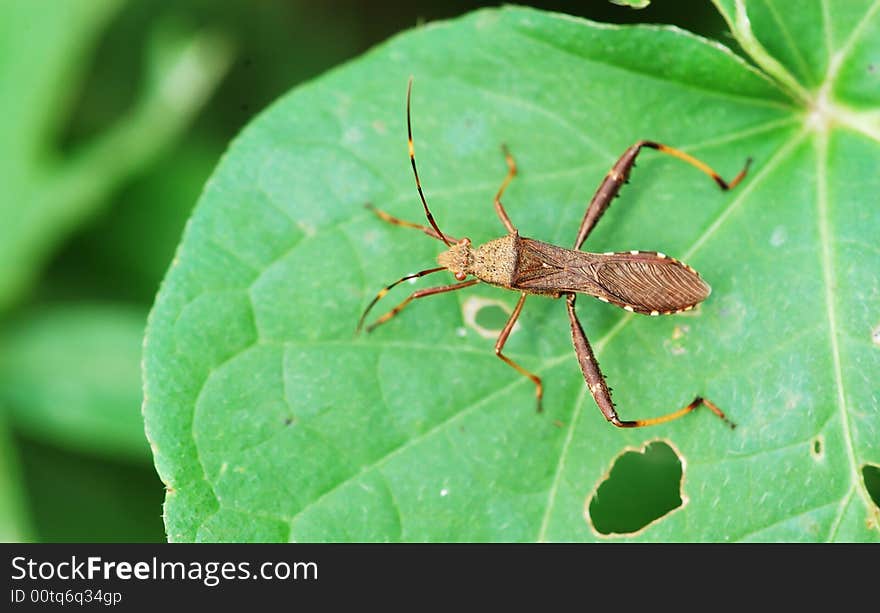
[357,79,751,429]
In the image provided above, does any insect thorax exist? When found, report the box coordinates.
[471,234,517,287]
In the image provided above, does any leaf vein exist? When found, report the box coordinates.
[537,384,588,541]
[826,485,855,541]
[816,132,878,533]
[763,0,814,83]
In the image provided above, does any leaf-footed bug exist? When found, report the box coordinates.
[357,79,750,429]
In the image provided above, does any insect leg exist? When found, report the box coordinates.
[365,204,459,243]
[573,141,752,250]
[493,145,518,234]
[565,294,734,428]
[495,292,543,412]
[363,279,479,333]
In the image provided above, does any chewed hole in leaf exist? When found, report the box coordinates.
[862,464,880,510]
[587,440,683,536]
[872,324,880,347]
[811,436,824,459]
[462,296,518,339]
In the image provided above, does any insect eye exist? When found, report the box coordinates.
[455,272,467,281]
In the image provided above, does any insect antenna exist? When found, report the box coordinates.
[356,266,445,334]
[407,77,453,247]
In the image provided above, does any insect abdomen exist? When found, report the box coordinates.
[510,240,709,313]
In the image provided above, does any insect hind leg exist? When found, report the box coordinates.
[610,396,736,429]
[573,141,751,250]
[566,294,734,429]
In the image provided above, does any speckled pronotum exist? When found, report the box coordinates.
[357,78,751,429]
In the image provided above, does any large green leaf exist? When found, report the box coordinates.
[144,4,880,541]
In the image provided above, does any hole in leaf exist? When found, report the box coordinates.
[588,440,683,535]
[811,436,823,459]
[872,324,880,346]
[462,297,518,339]
[862,464,880,510]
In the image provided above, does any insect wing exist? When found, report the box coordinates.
[594,252,710,315]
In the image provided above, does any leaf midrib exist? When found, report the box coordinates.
[815,130,875,540]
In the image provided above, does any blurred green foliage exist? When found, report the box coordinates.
[0,0,723,542]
